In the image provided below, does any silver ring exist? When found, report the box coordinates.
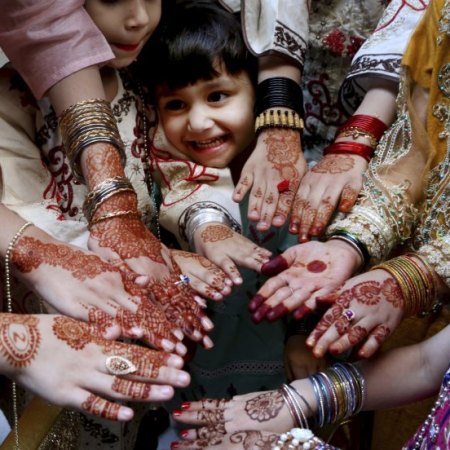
[174,274,190,286]
[105,356,137,376]
[342,309,355,322]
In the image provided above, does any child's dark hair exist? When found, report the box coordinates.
[143,0,257,91]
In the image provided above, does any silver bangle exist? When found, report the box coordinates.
[186,209,231,251]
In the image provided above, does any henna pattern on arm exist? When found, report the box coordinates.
[200,224,234,243]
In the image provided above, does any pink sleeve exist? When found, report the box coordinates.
[0,0,114,99]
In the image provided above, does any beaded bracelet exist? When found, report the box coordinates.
[255,109,304,136]
[59,98,126,183]
[255,77,304,117]
[323,141,375,162]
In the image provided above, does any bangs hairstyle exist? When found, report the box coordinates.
[145,1,257,91]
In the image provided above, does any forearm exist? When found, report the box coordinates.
[258,55,301,84]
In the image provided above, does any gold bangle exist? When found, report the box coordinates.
[255,109,304,136]
[89,210,140,228]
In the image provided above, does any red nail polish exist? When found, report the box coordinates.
[266,304,289,322]
[173,410,182,417]
[248,294,266,312]
[293,304,312,320]
[261,255,288,277]
[171,442,180,449]
[252,304,271,323]
[181,402,191,410]
[180,430,189,438]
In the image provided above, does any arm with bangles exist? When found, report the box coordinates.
[169,324,450,449]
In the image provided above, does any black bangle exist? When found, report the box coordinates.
[328,231,370,268]
[255,77,304,118]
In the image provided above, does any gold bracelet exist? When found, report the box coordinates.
[255,109,304,136]
[89,210,140,228]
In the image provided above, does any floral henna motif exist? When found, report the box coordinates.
[244,391,284,422]
[351,281,381,305]
[53,315,93,350]
[254,188,264,199]
[0,315,41,368]
[335,318,350,336]
[265,193,275,205]
[312,155,355,174]
[81,394,121,420]
[12,237,119,278]
[381,278,404,308]
[197,424,226,440]
[200,225,233,243]
[111,378,152,399]
[229,430,278,449]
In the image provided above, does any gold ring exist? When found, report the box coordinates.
[105,355,137,376]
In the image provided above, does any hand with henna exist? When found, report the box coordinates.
[173,390,295,441]
[233,128,307,232]
[290,154,367,242]
[192,223,272,285]
[171,250,233,301]
[306,269,405,359]
[249,239,361,323]
[0,314,190,421]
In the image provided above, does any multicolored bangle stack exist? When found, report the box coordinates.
[371,253,442,317]
[324,114,388,161]
[254,77,304,136]
[308,363,365,428]
[59,98,126,183]
[82,176,139,228]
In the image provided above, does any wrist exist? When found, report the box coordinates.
[326,236,365,273]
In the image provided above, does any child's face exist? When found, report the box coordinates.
[84,0,161,69]
[156,67,255,168]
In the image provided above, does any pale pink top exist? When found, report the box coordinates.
[0,0,113,98]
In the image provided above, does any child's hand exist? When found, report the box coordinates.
[192,223,272,284]
[284,334,328,381]
[290,154,367,242]
[171,249,233,301]
[233,128,307,231]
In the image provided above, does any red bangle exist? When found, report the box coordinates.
[323,141,374,161]
[337,114,388,142]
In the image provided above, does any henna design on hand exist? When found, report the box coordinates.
[52,315,93,350]
[196,409,225,425]
[12,237,119,278]
[381,278,404,308]
[347,325,368,346]
[197,424,226,440]
[339,185,359,212]
[230,430,278,449]
[312,155,355,174]
[0,314,41,368]
[81,394,121,420]
[111,378,152,399]
[351,281,381,305]
[200,225,234,243]
[372,325,391,344]
[244,391,284,422]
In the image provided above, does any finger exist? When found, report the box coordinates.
[80,391,132,421]
[256,189,279,231]
[338,184,360,212]
[173,407,225,426]
[329,322,370,356]
[272,190,294,227]
[266,286,316,322]
[358,324,391,358]
[188,275,225,301]
[260,255,289,277]
[247,184,267,222]
[233,172,254,202]
[309,196,336,237]
[297,201,317,243]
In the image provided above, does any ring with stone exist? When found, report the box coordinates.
[174,274,190,286]
[342,309,355,322]
[105,355,137,376]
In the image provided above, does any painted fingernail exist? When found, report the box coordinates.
[173,410,182,417]
[180,430,189,438]
[266,304,289,322]
[171,442,180,449]
[261,255,288,276]
[181,402,191,410]
[289,223,299,234]
[252,304,271,323]
[248,294,266,312]
[310,226,323,236]
[293,304,312,320]
[299,234,309,243]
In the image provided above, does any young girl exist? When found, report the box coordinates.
[141,1,305,406]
